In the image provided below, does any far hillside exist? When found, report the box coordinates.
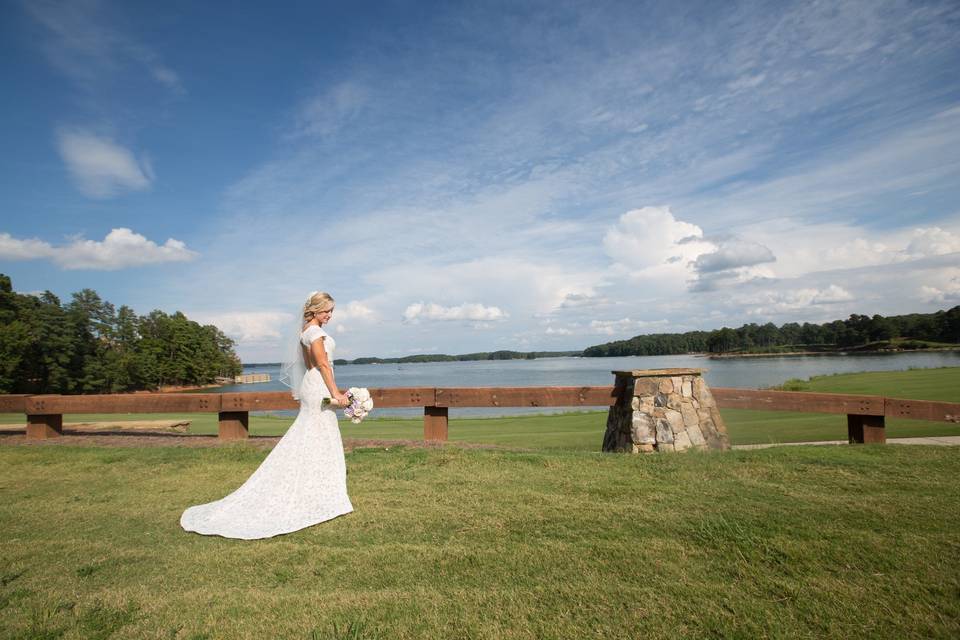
[583,306,960,357]
[337,350,581,365]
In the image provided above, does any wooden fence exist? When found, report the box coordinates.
[1,386,958,444]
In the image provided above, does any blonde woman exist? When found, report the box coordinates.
[180,291,354,539]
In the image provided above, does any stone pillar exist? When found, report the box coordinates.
[603,369,729,453]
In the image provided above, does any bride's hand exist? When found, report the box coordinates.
[333,391,350,406]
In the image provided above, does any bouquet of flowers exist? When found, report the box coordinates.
[342,387,374,423]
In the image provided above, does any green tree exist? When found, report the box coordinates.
[0,275,31,392]
[0,275,242,393]
[867,314,895,342]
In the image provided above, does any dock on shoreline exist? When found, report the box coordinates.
[217,373,271,384]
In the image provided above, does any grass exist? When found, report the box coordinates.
[721,365,960,446]
[1,369,959,637]
[772,365,960,397]
[2,367,959,449]
[0,443,958,639]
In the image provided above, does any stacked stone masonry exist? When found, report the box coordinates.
[603,369,730,453]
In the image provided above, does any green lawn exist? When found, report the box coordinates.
[0,444,958,639]
[727,365,960,445]
[2,367,959,448]
[774,365,960,398]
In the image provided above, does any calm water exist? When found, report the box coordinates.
[221,351,960,418]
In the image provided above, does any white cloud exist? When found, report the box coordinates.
[810,285,855,304]
[545,326,573,336]
[689,266,776,293]
[150,65,183,92]
[918,267,960,304]
[24,0,183,94]
[739,221,960,282]
[57,130,153,198]
[403,302,507,323]
[188,311,290,344]
[919,283,960,304]
[0,233,54,260]
[727,72,766,92]
[365,256,604,319]
[603,208,778,293]
[191,302,378,358]
[0,228,197,270]
[558,292,610,309]
[588,318,669,336]
[332,300,377,334]
[291,82,370,138]
[603,206,711,272]
[131,49,184,94]
[684,236,777,292]
[819,237,902,270]
[335,300,376,322]
[905,227,960,257]
[692,238,776,273]
[733,285,855,316]
[55,228,196,270]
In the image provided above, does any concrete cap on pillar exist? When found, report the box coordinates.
[611,368,705,377]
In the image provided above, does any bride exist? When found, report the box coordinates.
[180,291,354,539]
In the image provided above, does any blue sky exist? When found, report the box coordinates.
[2,0,959,362]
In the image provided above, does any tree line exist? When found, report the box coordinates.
[0,275,241,394]
[582,306,960,357]
[340,350,581,365]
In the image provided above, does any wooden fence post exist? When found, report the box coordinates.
[424,406,449,442]
[847,414,886,444]
[26,414,63,439]
[218,411,249,440]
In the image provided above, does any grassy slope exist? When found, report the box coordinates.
[0,444,958,639]
[1,367,959,448]
[725,366,960,445]
[778,366,960,398]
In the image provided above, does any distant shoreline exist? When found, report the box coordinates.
[707,347,960,359]
[242,346,960,368]
[246,351,582,367]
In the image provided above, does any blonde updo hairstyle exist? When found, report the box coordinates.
[303,291,335,326]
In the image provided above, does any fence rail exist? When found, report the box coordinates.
[2,386,958,444]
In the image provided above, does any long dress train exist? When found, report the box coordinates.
[180,328,352,539]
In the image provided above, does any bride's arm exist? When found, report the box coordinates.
[310,338,348,404]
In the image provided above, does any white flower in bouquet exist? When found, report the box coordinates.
[343,387,373,423]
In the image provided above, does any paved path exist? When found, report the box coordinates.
[733,435,960,450]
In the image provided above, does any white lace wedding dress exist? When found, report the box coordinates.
[180,326,353,539]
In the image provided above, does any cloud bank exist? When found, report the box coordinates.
[403,302,508,324]
[0,228,197,270]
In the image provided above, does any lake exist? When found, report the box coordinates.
[218,351,960,418]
